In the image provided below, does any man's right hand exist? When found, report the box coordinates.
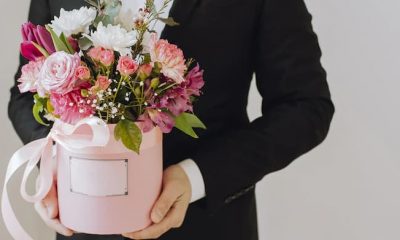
[34,179,74,237]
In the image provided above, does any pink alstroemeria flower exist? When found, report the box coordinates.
[137,113,155,133]
[158,87,192,116]
[146,109,175,133]
[184,64,205,96]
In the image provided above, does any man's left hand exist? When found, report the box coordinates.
[122,164,192,239]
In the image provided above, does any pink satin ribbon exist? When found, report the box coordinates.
[2,117,109,240]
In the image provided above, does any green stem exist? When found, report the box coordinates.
[113,75,124,103]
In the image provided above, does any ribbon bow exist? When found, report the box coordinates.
[2,117,110,240]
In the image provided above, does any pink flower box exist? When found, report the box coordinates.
[56,124,163,234]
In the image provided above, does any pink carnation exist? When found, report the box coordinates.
[149,33,187,83]
[17,58,45,94]
[50,89,94,125]
[117,56,139,76]
[38,52,81,94]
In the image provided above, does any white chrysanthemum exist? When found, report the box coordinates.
[50,7,97,37]
[85,22,137,56]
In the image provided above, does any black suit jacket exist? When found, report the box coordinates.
[9,0,334,239]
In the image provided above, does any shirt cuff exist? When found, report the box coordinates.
[178,159,206,203]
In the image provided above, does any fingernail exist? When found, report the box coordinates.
[152,209,162,223]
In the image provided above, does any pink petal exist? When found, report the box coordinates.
[20,41,43,61]
[148,110,175,133]
[37,25,56,54]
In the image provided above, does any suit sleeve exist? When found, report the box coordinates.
[193,0,335,213]
[8,0,52,144]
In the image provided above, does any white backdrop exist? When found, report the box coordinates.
[1,0,399,239]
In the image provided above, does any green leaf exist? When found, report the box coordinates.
[174,113,206,138]
[60,32,75,53]
[33,94,49,126]
[157,17,180,27]
[183,113,206,129]
[100,15,114,26]
[114,120,142,154]
[78,36,92,51]
[94,15,113,27]
[45,25,71,53]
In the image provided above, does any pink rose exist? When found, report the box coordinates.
[50,89,94,125]
[17,58,45,94]
[138,63,153,77]
[95,75,111,90]
[75,65,91,80]
[87,46,102,61]
[99,49,115,66]
[88,47,115,66]
[149,33,187,83]
[117,56,138,76]
[39,52,81,94]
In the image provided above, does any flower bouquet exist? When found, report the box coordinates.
[2,0,205,238]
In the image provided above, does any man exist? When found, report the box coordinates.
[9,0,335,239]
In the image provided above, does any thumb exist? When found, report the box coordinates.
[151,183,179,223]
[42,182,59,219]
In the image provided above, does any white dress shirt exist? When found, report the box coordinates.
[122,0,206,203]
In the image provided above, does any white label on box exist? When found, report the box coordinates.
[70,157,128,197]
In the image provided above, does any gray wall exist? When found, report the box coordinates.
[1,0,399,239]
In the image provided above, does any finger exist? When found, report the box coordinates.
[170,198,189,228]
[47,217,74,237]
[123,205,182,239]
[151,182,181,223]
[42,183,58,219]
[35,200,74,236]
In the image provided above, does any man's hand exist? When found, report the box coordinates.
[122,164,192,239]
[34,178,74,237]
